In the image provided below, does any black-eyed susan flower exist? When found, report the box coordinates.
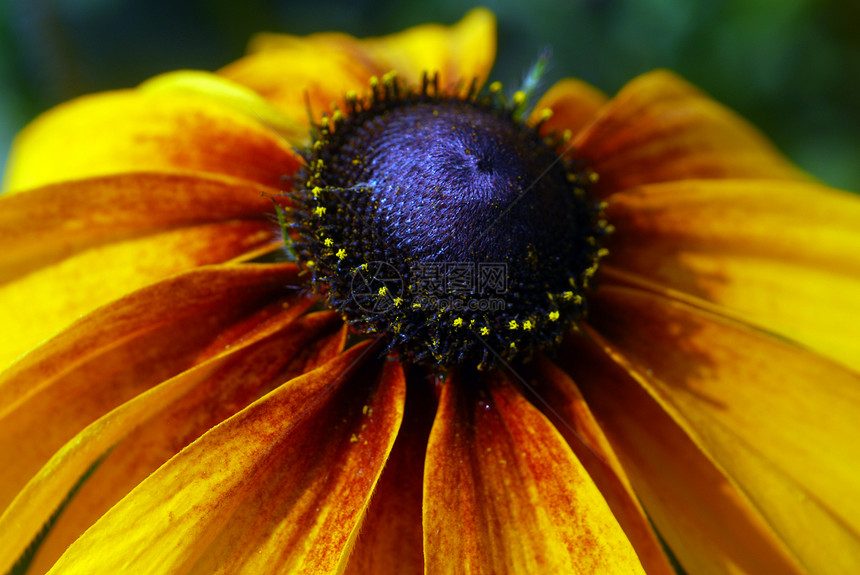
[2,8,860,575]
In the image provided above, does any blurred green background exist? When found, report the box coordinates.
[1,0,858,190]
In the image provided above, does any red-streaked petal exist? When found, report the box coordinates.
[557,329,805,575]
[0,220,277,369]
[423,369,645,574]
[219,9,496,126]
[0,263,310,513]
[586,286,860,574]
[574,70,808,197]
[344,369,436,575]
[521,356,675,575]
[1,312,345,575]
[604,178,860,371]
[3,89,299,192]
[0,172,276,283]
[530,78,608,139]
[45,342,405,575]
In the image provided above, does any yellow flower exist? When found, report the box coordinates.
[1,8,860,575]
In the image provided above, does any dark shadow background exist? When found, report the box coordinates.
[2,0,858,190]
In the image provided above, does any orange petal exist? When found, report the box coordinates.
[45,341,405,575]
[344,369,436,575]
[1,312,345,575]
[219,9,496,125]
[3,88,300,192]
[0,263,309,513]
[557,326,805,575]
[604,178,860,371]
[0,219,277,369]
[587,285,860,573]
[423,368,645,574]
[574,70,809,196]
[0,172,276,283]
[529,78,608,138]
[521,356,675,575]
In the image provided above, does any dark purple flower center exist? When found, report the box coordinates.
[291,77,607,368]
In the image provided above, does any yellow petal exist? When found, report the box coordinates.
[1,312,344,575]
[3,89,299,192]
[46,341,405,575]
[558,326,805,575]
[423,368,645,574]
[360,8,496,92]
[574,70,809,196]
[219,9,496,125]
[0,220,276,369]
[604,178,860,371]
[140,70,306,142]
[0,172,276,283]
[344,371,435,575]
[588,285,860,574]
[0,263,307,513]
[529,78,608,139]
[522,355,675,575]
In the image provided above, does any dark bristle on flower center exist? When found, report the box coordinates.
[287,73,609,369]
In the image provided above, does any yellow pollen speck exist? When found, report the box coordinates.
[540,108,553,121]
[352,158,362,165]
[480,326,490,336]
[453,317,463,327]
[489,81,502,93]
[508,320,519,330]
[333,111,343,122]
[412,302,422,309]
[513,91,527,106]
[548,311,560,322]
[323,238,334,247]
[523,320,534,331]
[336,248,347,260]
[312,186,322,197]
[393,297,403,306]
[313,206,326,216]
[350,434,359,443]
[562,291,574,301]
[378,286,388,296]
[370,76,379,87]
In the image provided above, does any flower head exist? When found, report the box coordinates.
[2,9,860,575]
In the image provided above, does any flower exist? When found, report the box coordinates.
[1,8,860,574]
